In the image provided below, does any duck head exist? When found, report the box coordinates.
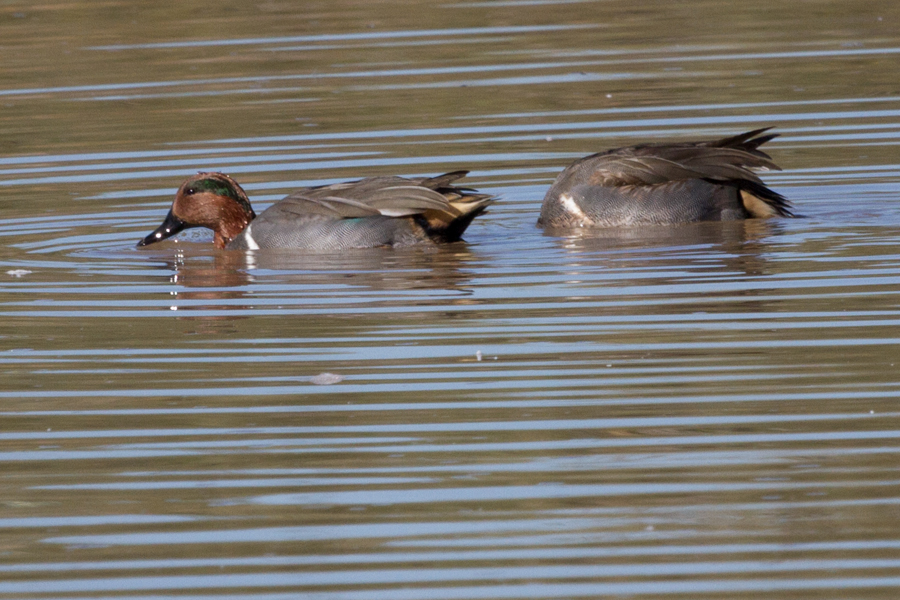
[137,172,256,249]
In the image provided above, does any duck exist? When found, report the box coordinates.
[137,171,493,250]
[537,128,793,228]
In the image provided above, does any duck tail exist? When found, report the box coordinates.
[422,193,494,242]
[413,172,495,242]
[708,127,780,159]
[737,179,794,218]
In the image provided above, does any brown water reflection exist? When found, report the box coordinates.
[3,0,900,598]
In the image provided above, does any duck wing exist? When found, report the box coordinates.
[578,129,782,187]
[272,175,462,219]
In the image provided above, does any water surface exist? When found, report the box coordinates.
[3,1,900,598]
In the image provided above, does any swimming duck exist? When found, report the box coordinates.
[137,171,493,250]
[537,128,793,228]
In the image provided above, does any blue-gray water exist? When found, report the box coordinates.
[3,1,900,598]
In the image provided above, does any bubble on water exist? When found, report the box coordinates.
[311,372,343,385]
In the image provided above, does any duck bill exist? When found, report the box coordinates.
[137,210,189,247]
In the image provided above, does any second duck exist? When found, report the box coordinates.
[538,128,793,228]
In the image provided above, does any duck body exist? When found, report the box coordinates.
[537,128,793,229]
[227,210,433,251]
[138,171,493,250]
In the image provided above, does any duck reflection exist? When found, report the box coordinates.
[150,242,482,330]
[544,218,785,278]
[234,243,480,292]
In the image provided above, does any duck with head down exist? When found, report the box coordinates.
[138,171,494,250]
[537,128,794,229]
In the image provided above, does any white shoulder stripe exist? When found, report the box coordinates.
[559,193,592,226]
[243,223,260,250]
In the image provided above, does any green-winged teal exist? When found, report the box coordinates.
[138,171,493,250]
[538,128,792,228]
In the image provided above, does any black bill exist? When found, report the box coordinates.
[137,210,189,247]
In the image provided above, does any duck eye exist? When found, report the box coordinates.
[185,187,196,195]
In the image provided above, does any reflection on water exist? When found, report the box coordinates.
[3,0,900,598]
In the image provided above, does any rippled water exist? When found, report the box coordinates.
[3,1,900,598]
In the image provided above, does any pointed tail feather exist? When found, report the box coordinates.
[706,127,780,159]
[421,193,494,242]
[418,170,470,189]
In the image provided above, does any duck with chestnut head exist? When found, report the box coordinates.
[138,171,493,250]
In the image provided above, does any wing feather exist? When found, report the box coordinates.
[582,133,782,187]
[267,173,485,220]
